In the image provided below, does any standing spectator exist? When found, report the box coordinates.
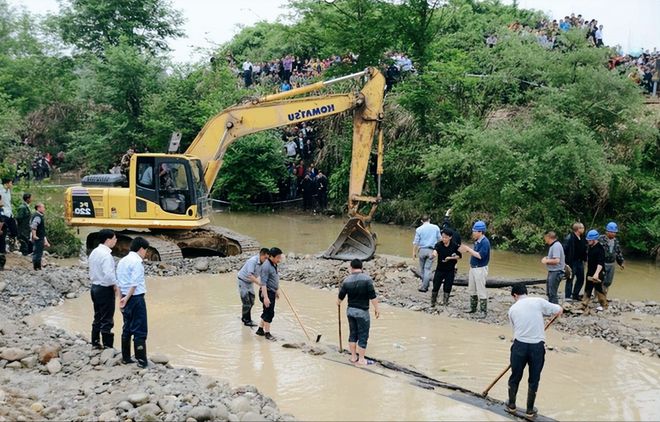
[563,222,587,301]
[16,193,33,256]
[413,215,440,293]
[316,170,328,210]
[303,139,314,162]
[599,222,624,295]
[237,248,270,327]
[284,138,298,160]
[583,230,607,312]
[30,203,49,271]
[595,25,604,47]
[283,55,293,83]
[541,231,565,304]
[300,171,316,211]
[431,228,462,306]
[0,178,18,249]
[88,229,119,349]
[460,221,491,316]
[0,197,7,270]
[505,283,562,418]
[117,237,150,367]
[256,247,283,341]
[242,60,253,87]
[337,259,380,366]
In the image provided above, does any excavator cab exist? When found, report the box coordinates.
[132,155,210,220]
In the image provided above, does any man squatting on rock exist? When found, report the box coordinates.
[88,229,120,349]
[116,237,150,368]
[237,248,270,327]
[506,283,562,418]
[337,259,380,365]
[256,247,283,341]
[412,215,440,293]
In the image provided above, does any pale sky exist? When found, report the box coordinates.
[8,0,660,62]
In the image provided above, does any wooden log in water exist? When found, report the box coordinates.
[410,267,545,287]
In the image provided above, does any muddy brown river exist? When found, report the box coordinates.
[34,274,660,421]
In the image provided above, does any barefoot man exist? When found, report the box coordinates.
[337,259,380,365]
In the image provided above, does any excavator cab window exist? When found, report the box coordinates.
[157,160,191,215]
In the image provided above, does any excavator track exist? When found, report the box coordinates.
[90,226,259,262]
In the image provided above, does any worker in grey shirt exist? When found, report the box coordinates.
[505,283,562,419]
[541,231,565,304]
[237,248,269,327]
[88,229,119,349]
[256,247,283,341]
[413,215,440,292]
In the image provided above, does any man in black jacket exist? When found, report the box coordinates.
[563,222,587,301]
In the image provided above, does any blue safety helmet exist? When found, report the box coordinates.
[586,229,599,241]
[605,221,618,233]
[472,220,487,232]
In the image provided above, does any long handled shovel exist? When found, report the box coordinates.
[280,287,321,343]
[481,313,560,397]
[338,304,343,353]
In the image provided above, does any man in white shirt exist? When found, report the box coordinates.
[412,215,440,292]
[88,229,119,349]
[505,284,562,418]
[242,60,253,87]
[116,237,150,368]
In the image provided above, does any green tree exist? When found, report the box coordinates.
[55,0,184,55]
[213,133,287,208]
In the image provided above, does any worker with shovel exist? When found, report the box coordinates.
[505,283,562,418]
[337,259,380,366]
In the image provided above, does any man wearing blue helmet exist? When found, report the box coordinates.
[583,229,607,312]
[459,220,491,316]
[598,222,625,299]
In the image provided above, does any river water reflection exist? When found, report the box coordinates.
[33,274,660,421]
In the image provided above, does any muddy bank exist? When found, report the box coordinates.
[145,253,660,359]
[0,256,292,422]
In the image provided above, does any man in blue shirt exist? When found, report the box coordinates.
[237,248,270,327]
[459,220,491,316]
[117,237,150,368]
[413,215,440,292]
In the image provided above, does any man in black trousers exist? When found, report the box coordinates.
[88,229,119,349]
[506,283,562,418]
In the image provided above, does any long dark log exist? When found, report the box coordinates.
[410,267,545,287]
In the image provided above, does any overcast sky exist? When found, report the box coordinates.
[8,0,660,62]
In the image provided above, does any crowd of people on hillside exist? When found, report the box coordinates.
[279,121,328,212]
[231,51,414,92]
[485,12,659,95]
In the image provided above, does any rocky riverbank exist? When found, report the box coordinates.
[0,255,292,422]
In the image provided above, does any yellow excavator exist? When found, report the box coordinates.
[64,67,386,261]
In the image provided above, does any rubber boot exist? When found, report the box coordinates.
[505,385,518,413]
[466,296,478,313]
[121,337,134,364]
[431,291,438,307]
[134,339,148,369]
[91,328,102,349]
[442,293,450,306]
[596,291,608,309]
[101,332,114,349]
[525,390,538,418]
[478,299,488,318]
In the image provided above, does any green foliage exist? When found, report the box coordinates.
[55,0,184,55]
[213,133,287,208]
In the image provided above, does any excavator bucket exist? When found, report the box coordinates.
[323,218,376,261]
